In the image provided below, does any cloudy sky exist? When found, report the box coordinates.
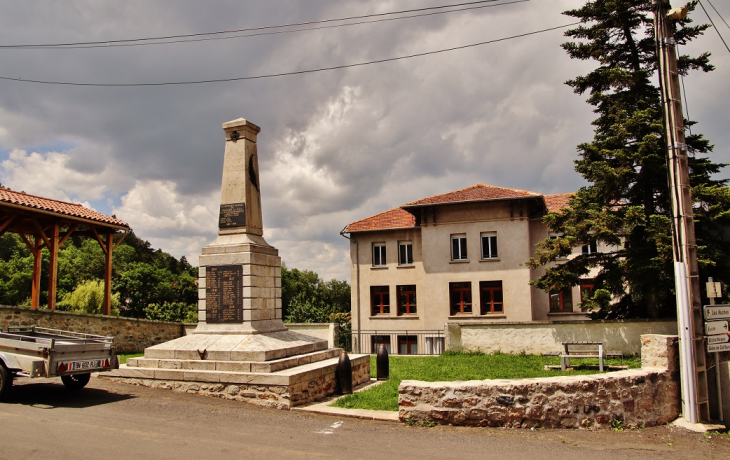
[0,1,727,281]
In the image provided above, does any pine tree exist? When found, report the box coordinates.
[527,0,730,318]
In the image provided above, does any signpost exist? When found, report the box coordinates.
[705,320,729,336]
[707,343,730,353]
[704,305,730,320]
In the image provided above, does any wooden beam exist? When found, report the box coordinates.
[103,233,113,316]
[47,223,60,311]
[30,238,42,309]
[112,229,129,251]
[30,218,51,249]
[0,212,18,234]
[92,226,108,255]
[58,223,78,247]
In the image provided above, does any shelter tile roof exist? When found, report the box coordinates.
[402,183,542,207]
[543,193,573,212]
[0,188,129,228]
[344,207,416,233]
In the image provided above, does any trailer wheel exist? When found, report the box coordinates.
[61,373,91,390]
[0,364,12,401]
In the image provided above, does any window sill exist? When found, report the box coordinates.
[448,314,506,319]
[370,266,389,270]
[449,260,470,264]
[479,258,500,263]
[369,315,417,320]
[397,264,415,269]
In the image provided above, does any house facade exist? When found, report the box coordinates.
[342,184,605,355]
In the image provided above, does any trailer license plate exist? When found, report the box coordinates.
[68,360,102,371]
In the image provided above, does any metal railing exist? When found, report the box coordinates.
[352,330,445,355]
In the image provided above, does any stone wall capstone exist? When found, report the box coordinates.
[399,334,681,429]
[0,305,184,353]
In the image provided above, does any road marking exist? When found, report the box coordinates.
[315,421,343,435]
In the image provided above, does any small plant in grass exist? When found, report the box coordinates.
[610,419,624,432]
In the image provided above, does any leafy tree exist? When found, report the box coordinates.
[281,264,351,347]
[144,301,197,323]
[57,279,120,315]
[527,1,729,318]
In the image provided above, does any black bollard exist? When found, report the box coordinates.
[376,343,389,381]
[336,351,353,394]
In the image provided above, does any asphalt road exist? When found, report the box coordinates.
[0,376,729,460]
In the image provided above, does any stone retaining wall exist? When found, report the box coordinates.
[105,354,371,410]
[446,319,677,355]
[399,334,680,429]
[0,305,183,353]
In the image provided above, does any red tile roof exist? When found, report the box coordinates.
[402,183,542,207]
[544,193,573,212]
[344,207,415,233]
[0,187,129,228]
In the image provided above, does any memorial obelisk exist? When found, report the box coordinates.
[109,119,369,409]
[194,118,287,335]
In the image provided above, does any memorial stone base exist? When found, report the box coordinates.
[108,234,370,409]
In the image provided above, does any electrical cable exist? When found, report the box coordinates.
[705,0,729,30]
[698,0,730,54]
[0,0,517,50]
[0,22,577,87]
[0,1,529,50]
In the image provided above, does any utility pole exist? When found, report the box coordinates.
[653,0,710,423]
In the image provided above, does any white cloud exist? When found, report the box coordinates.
[112,180,219,264]
[0,148,123,202]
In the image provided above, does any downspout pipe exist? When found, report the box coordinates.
[340,227,360,352]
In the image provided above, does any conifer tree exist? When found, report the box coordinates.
[527,1,730,318]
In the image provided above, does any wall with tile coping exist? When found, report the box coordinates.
[399,334,680,429]
[0,305,183,353]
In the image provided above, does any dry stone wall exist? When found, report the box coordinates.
[399,335,680,429]
[0,305,183,353]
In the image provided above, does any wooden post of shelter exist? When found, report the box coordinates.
[30,238,42,310]
[47,223,60,310]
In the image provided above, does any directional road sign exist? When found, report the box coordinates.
[707,334,729,345]
[705,320,729,335]
[704,305,730,320]
[707,342,730,353]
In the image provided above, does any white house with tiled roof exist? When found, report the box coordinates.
[342,184,598,355]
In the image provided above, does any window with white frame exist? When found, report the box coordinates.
[451,234,468,261]
[582,240,598,255]
[398,241,413,265]
[480,233,498,259]
[372,243,386,266]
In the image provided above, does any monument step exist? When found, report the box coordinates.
[108,353,370,387]
[126,348,341,373]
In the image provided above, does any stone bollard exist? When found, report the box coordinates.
[377,343,389,381]
[336,351,353,394]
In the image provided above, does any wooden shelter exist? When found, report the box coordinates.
[0,188,129,315]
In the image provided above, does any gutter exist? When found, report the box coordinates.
[339,226,360,348]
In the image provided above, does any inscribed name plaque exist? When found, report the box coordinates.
[206,265,243,323]
[219,203,246,229]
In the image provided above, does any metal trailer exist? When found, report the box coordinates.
[0,326,117,400]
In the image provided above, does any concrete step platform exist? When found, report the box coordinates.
[127,348,341,373]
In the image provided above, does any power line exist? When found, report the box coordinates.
[1,1,529,50]
[698,0,730,54]
[0,0,519,50]
[0,22,577,87]
[706,0,729,30]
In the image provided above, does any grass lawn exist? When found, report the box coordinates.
[117,353,143,364]
[331,352,640,412]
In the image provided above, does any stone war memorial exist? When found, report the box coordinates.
[109,118,370,409]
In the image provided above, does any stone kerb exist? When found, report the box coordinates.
[398,334,680,429]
